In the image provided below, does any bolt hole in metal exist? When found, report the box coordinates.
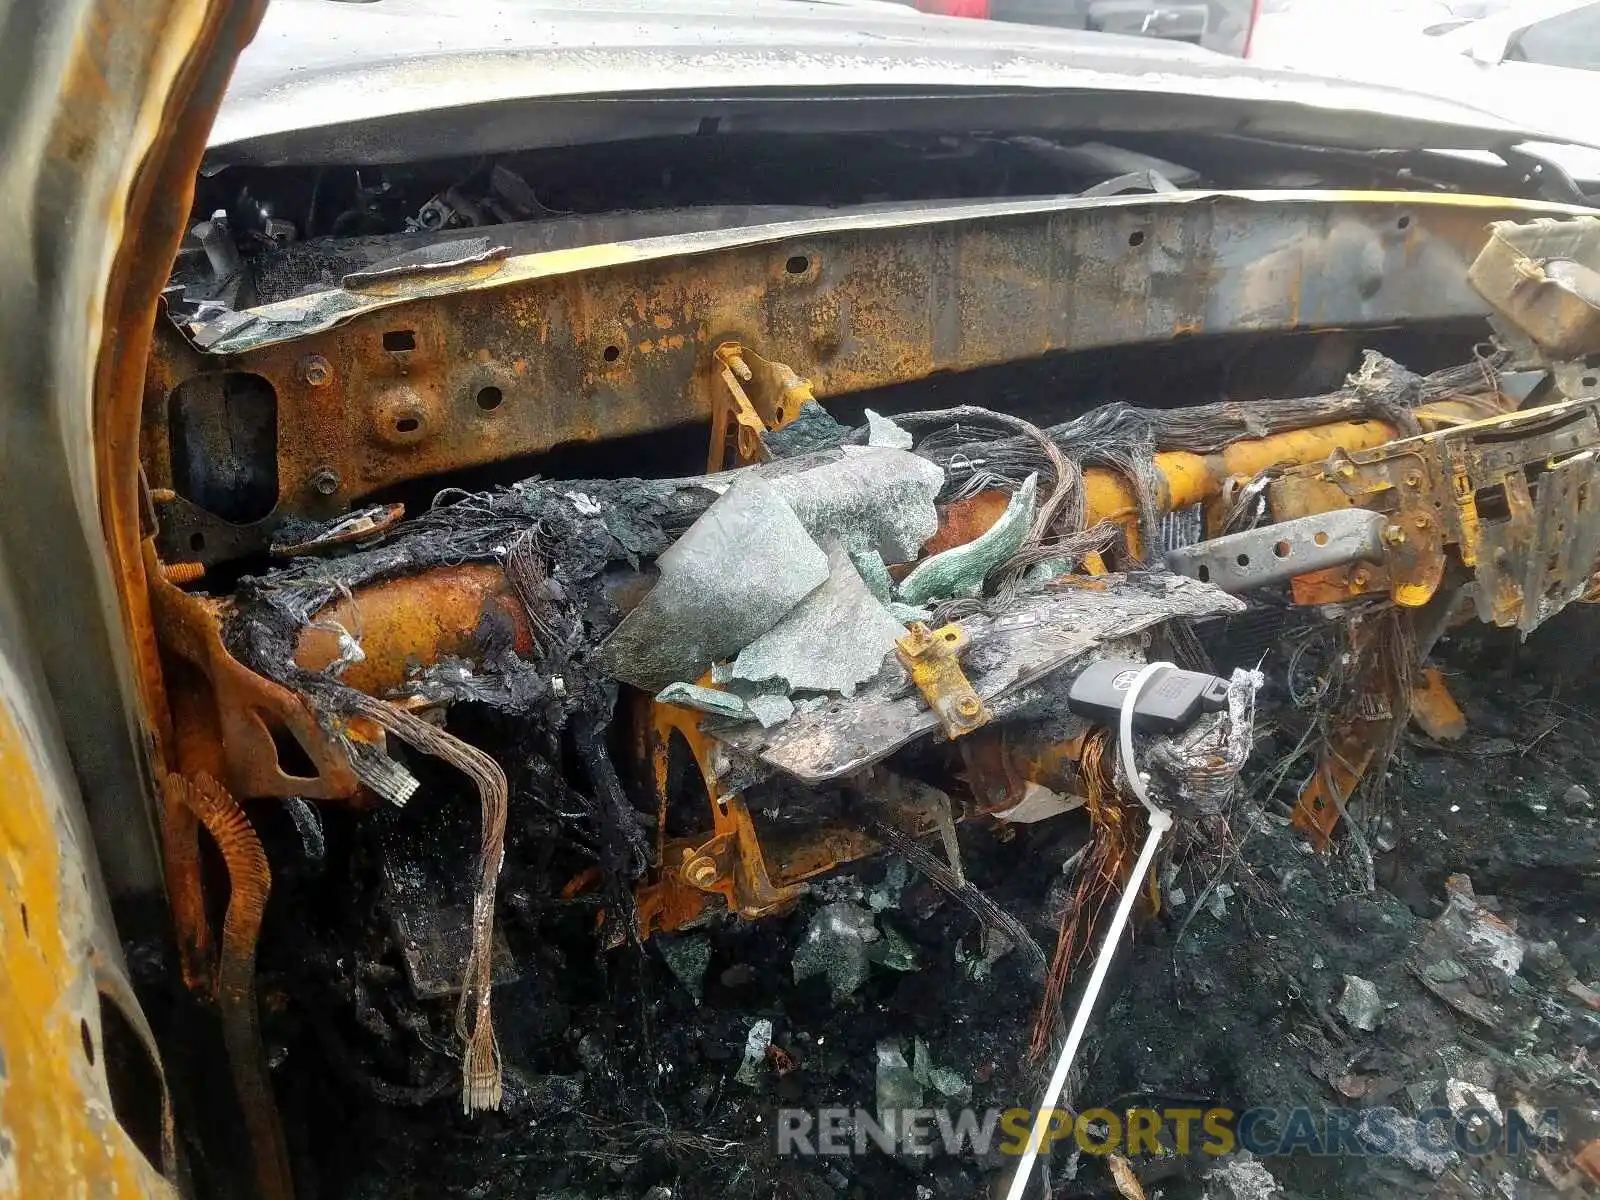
[1274,540,1291,558]
[1197,564,1210,582]
[1397,214,1412,229]
[190,531,205,552]
[1585,375,1598,388]
[602,344,621,363]
[1235,553,1250,567]
[1314,531,1329,546]
[395,417,420,434]
[476,385,503,411]
[1128,230,1146,247]
[381,329,416,352]
[785,254,811,275]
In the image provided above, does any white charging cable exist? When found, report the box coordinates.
[1003,661,1176,1200]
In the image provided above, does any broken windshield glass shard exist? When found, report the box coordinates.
[767,446,943,563]
[867,922,919,972]
[911,1037,969,1100]
[849,547,894,605]
[655,682,750,721]
[792,900,880,1002]
[596,473,830,692]
[865,408,914,449]
[743,691,795,728]
[875,1040,924,1146]
[735,1018,773,1086]
[731,544,905,696]
[656,932,712,1005]
[897,472,1037,605]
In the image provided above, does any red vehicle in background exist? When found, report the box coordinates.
[914,0,1259,55]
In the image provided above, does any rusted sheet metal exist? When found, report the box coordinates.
[915,491,1012,564]
[148,194,1573,558]
[294,562,531,696]
[1271,396,1600,628]
[151,573,360,802]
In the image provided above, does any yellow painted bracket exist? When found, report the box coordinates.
[897,622,991,740]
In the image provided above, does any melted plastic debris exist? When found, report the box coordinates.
[1150,667,1263,817]
[734,1019,773,1086]
[897,472,1037,605]
[1434,874,1525,976]
[1356,1107,1458,1177]
[768,446,943,563]
[1203,1153,1284,1200]
[730,544,905,697]
[598,474,830,691]
[865,408,914,450]
[991,781,1085,824]
[655,682,750,721]
[656,933,712,1005]
[792,900,880,1001]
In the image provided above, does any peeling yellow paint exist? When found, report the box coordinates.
[0,700,171,1197]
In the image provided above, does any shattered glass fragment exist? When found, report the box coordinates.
[1205,882,1233,920]
[655,682,750,721]
[731,544,905,696]
[955,930,1011,982]
[1422,957,1469,983]
[597,474,830,692]
[735,1019,773,1086]
[897,472,1037,605]
[875,1040,925,1146]
[849,547,894,605]
[866,857,911,912]
[743,692,795,728]
[792,900,879,1001]
[1337,975,1383,1031]
[656,933,712,1004]
[888,601,933,624]
[911,1038,969,1100]
[867,922,919,973]
[865,408,914,450]
[768,446,943,562]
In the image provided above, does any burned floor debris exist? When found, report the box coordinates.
[128,213,1600,1200]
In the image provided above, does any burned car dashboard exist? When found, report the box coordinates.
[131,114,1600,1199]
